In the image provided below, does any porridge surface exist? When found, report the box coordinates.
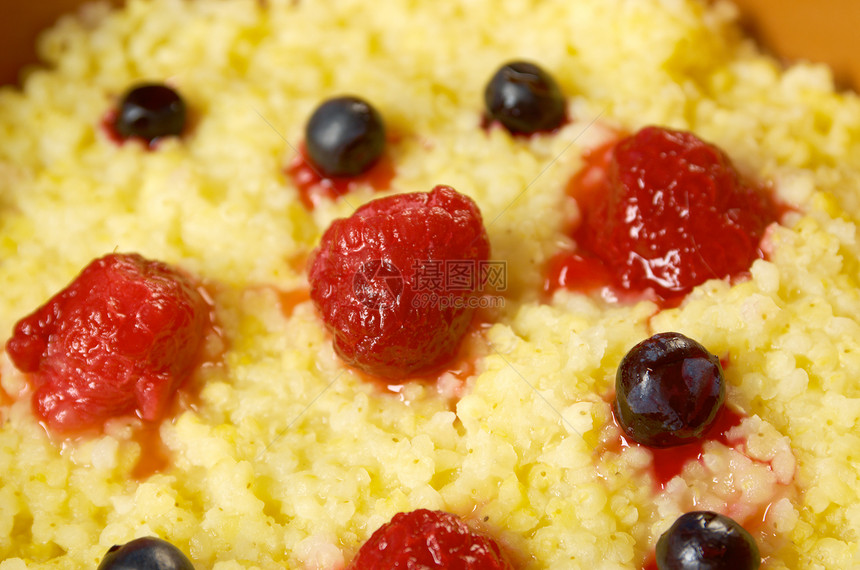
[0,0,858,568]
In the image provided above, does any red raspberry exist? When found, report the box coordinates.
[6,253,209,431]
[347,509,514,570]
[583,126,777,299]
[308,185,490,379]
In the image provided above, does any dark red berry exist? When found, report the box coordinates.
[115,83,187,143]
[97,536,194,570]
[347,509,514,570]
[308,185,490,379]
[614,332,725,447]
[484,61,566,134]
[656,511,760,570]
[6,253,209,431]
[305,95,386,177]
[583,126,776,298]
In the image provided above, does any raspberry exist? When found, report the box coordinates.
[6,253,209,431]
[347,509,514,570]
[308,185,490,379]
[584,126,776,299]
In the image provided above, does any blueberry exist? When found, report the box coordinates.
[97,536,194,570]
[115,83,187,143]
[484,61,566,134]
[614,332,725,447]
[656,511,760,570]
[305,95,386,177]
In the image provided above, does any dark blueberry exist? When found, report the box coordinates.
[614,332,725,447]
[304,95,386,177]
[115,83,187,143]
[97,536,194,570]
[484,61,566,134]
[656,511,761,570]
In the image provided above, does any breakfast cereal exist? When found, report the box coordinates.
[0,0,858,568]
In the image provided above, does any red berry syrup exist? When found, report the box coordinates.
[286,144,395,210]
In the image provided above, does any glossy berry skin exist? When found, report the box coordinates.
[656,511,761,570]
[584,126,776,299]
[309,185,490,379]
[614,332,725,447]
[484,61,566,134]
[305,95,386,177]
[115,83,187,143]
[97,536,194,570]
[348,509,514,570]
[6,253,209,431]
